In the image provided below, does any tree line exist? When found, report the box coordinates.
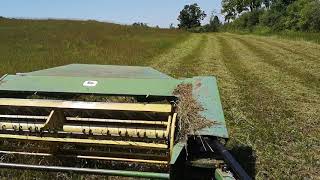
[177,3,221,32]
[176,1,320,33]
[221,0,320,32]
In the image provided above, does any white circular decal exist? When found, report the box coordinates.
[83,80,98,87]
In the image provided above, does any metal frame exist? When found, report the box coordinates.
[0,98,172,112]
[0,163,170,179]
[0,134,168,148]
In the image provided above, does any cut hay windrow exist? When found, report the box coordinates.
[173,83,215,142]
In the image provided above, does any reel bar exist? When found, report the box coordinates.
[0,123,167,139]
[0,115,47,120]
[63,125,166,138]
[0,98,172,113]
[0,122,44,131]
[68,117,168,125]
[0,162,170,179]
[0,143,168,161]
[0,150,168,164]
[0,115,168,125]
[0,114,171,138]
[0,134,168,149]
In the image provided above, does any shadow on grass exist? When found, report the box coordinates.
[229,145,256,178]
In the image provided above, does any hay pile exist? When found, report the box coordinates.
[173,83,215,142]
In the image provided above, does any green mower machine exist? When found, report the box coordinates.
[0,64,250,180]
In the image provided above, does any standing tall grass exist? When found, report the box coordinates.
[0,18,188,75]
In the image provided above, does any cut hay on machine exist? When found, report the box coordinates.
[0,64,250,179]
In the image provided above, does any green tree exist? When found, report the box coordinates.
[208,15,221,32]
[284,0,306,30]
[263,0,271,9]
[299,0,320,32]
[169,23,176,29]
[132,22,148,27]
[221,0,320,32]
[222,0,237,22]
[222,0,263,22]
[177,3,207,29]
[246,0,263,11]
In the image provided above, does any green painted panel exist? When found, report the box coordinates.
[215,168,236,180]
[183,76,229,138]
[27,64,173,79]
[0,75,180,96]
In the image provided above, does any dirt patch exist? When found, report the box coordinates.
[173,83,215,142]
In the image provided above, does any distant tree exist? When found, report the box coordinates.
[132,22,149,27]
[221,0,320,32]
[169,23,175,29]
[177,3,207,29]
[209,15,221,32]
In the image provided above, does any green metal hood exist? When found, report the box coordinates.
[26,64,173,79]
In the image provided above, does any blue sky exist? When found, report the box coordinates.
[0,0,222,28]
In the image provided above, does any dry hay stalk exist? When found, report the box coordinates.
[173,83,215,142]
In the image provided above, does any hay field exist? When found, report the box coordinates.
[152,33,319,179]
[0,18,187,75]
[0,19,319,179]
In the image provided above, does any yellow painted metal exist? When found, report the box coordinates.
[0,97,176,165]
[0,122,44,130]
[0,134,168,149]
[0,98,172,113]
[0,150,168,164]
[68,117,168,125]
[0,115,47,120]
[170,113,177,158]
[0,122,168,138]
[165,115,172,137]
[0,115,167,126]
[63,125,167,138]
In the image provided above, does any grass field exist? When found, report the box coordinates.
[0,18,187,75]
[255,31,320,45]
[0,19,319,179]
